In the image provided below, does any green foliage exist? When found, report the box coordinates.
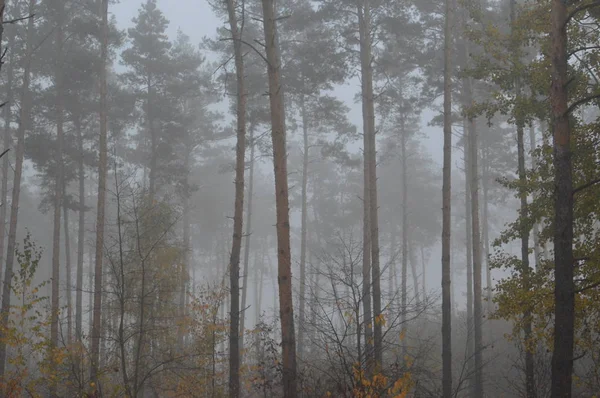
[0,233,69,397]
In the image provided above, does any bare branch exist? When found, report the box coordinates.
[3,13,34,24]
[565,92,600,115]
[573,176,600,195]
[565,0,600,26]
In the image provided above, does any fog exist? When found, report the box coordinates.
[0,0,598,397]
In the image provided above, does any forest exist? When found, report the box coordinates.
[0,0,598,396]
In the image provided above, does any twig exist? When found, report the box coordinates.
[3,13,35,24]
[573,176,600,195]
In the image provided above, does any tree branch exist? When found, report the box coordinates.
[573,176,600,195]
[3,13,34,24]
[219,37,269,66]
[565,92,600,115]
[565,0,600,26]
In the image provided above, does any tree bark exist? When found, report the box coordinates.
[409,241,420,306]
[401,113,408,358]
[420,246,426,301]
[0,28,14,289]
[529,123,541,267]
[509,1,536,395]
[467,84,484,398]
[240,125,255,361]
[90,0,109,384]
[50,9,65,394]
[63,192,73,345]
[464,118,474,391]
[0,0,35,378]
[441,0,453,394]
[550,0,574,396]
[260,0,297,394]
[226,0,247,395]
[76,119,85,342]
[179,147,191,350]
[481,141,493,313]
[298,95,309,361]
[358,0,383,370]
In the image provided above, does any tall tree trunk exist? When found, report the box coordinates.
[358,0,382,369]
[420,246,426,301]
[518,117,536,398]
[76,119,85,341]
[550,0,574,396]
[409,241,420,306]
[88,244,94,339]
[529,123,541,267]
[227,0,246,398]
[0,28,15,287]
[226,0,247,395]
[260,0,297,394]
[240,125,255,360]
[298,95,309,361]
[179,148,191,350]
[147,77,156,199]
[401,114,408,358]
[90,0,109,384]
[360,77,373,374]
[481,142,493,313]
[464,118,474,391]
[0,0,35,378]
[441,0,453,394]
[388,219,396,303]
[63,194,73,345]
[50,10,65,394]
[509,1,536,396]
[466,84,484,398]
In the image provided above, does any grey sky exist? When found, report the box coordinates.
[113,0,444,161]
[112,0,481,304]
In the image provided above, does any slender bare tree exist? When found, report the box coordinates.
[260,0,297,394]
[225,0,247,395]
[441,0,453,394]
[90,0,109,385]
[550,0,574,396]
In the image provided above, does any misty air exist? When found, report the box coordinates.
[0,0,597,397]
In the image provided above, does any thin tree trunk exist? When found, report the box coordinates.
[0,0,35,378]
[147,77,156,199]
[357,0,374,374]
[76,119,85,342]
[358,0,383,369]
[88,244,94,339]
[409,241,420,306]
[298,95,309,361]
[401,114,408,358]
[420,246,426,301]
[464,118,474,390]
[260,0,297,393]
[550,0,574,396]
[90,0,108,384]
[226,0,247,394]
[509,1,536,395]
[0,28,15,287]
[179,148,190,350]
[50,11,65,394]
[441,0,453,393]
[63,194,73,345]
[529,123,541,267]
[482,143,493,312]
[388,220,396,302]
[361,82,373,374]
[467,87,484,398]
[240,125,255,361]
